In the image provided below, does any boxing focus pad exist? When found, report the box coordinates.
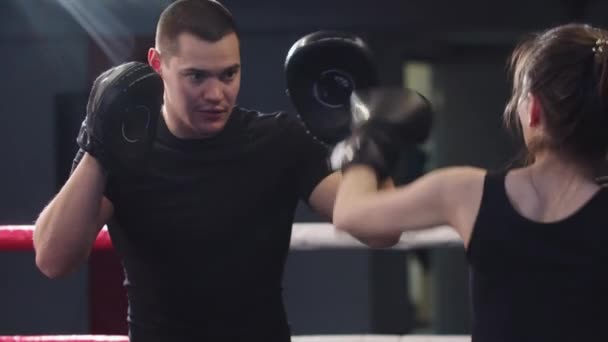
[77,62,163,173]
[331,87,433,180]
[285,31,378,145]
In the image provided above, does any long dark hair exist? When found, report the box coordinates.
[504,23,608,168]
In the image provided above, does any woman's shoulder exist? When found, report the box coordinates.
[430,165,487,186]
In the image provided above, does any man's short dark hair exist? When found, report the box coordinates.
[156,0,238,57]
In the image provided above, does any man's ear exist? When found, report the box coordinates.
[148,48,162,74]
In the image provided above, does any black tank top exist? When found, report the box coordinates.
[466,170,608,342]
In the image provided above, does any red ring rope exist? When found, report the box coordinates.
[0,336,128,342]
[0,226,112,251]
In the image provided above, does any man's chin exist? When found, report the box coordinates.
[195,121,227,138]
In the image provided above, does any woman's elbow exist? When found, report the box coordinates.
[333,206,360,233]
[333,217,356,235]
[334,219,399,249]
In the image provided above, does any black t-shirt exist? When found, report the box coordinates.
[97,107,331,341]
[467,170,608,342]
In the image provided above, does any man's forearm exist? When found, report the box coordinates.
[34,153,109,278]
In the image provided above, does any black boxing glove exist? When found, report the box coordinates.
[77,62,163,173]
[284,31,378,145]
[331,87,433,180]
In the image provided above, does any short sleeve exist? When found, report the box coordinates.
[282,114,333,203]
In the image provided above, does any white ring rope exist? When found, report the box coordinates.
[290,224,462,250]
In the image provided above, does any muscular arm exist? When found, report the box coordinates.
[34,153,114,278]
[333,165,485,244]
[34,62,160,278]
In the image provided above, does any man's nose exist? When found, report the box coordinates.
[201,78,223,102]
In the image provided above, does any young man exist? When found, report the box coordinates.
[33,1,400,340]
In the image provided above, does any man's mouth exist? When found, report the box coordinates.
[196,108,225,120]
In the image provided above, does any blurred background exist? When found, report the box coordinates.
[1,0,607,337]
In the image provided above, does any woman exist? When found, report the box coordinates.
[333,23,608,341]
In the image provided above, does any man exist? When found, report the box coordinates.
[33,1,398,340]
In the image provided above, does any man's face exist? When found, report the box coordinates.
[153,32,241,138]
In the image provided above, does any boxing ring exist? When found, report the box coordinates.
[0,224,469,341]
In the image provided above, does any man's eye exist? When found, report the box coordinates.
[221,70,237,81]
[188,72,205,82]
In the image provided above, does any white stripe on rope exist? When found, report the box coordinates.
[290,224,462,250]
[292,335,470,342]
